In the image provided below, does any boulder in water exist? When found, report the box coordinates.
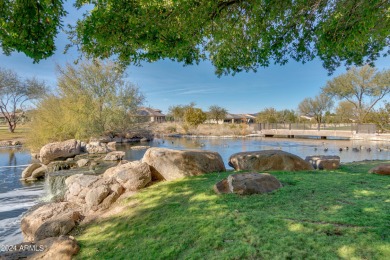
[76,158,89,167]
[31,165,48,179]
[21,163,42,180]
[86,141,110,154]
[39,139,82,164]
[103,151,126,161]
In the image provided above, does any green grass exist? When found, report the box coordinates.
[0,124,30,141]
[74,161,390,259]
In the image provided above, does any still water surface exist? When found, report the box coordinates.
[1,137,390,245]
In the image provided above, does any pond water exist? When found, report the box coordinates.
[1,136,390,245]
[0,148,44,245]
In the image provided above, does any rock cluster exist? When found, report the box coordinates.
[18,144,322,258]
[0,140,22,147]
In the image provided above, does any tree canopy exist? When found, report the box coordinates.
[208,105,228,123]
[0,0,66,61]
[298,93,333,129]
[322,65,390,123]
[1,1,389,75]
[28,60,144,148]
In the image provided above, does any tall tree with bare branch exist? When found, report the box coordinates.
[0,68,46,132]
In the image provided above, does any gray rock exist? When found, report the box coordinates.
[39,139,81,164]
[76,158,89,167]
[21,202,82,242]
[368,164,390,175]
[142,147,226,181]
[31,165,48,179]
[86,142,110,154]
[214,173,282,195]
[21,163,42,179]
[107,141,117,150]
[305,155,340,170]
[103,151,126,161]
[104,161,151,191]
[228,150,313,171]
[85,185,110,208]
[0,236,79,260]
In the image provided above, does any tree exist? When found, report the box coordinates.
[298,93,334,130]
[184,107,207,127]
[322,65,390,123]
[208,105,227,123]
[29,60,144,147]
[0,0,66,61]
[334,101,356,123]
[256,107,278,123]
[2,1,390,75]
[256,108,297,124]
[0,67,46,132]
[367,102,390,132]
[168,102,196,122]
[277,109,298,124]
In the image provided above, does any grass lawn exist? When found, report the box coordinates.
[75,161,390,259]
[0,124,30,142]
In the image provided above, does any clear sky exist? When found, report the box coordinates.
[1,2,390,115]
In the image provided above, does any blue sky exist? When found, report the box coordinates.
[1,2,390,115]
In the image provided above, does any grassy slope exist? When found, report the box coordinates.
[75,161,390,259]
[0,125,30,142]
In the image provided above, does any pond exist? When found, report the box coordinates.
[0,136,389,245]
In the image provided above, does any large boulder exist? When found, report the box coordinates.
[368,164,390,175]
[228,150,313,171]
[31,165,48,179]
[64,174,125,212]
[21,202,82,242]
[103,161,152,190]
[39,139,82,164]
[305,155,340,170]
[21,163,42,180]
[0,236,79,260]
[214,173,282,195]
[142,147,226,181]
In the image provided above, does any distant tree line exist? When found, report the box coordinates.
[166,66,390,132]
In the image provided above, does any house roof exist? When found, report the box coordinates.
[225,113,256,120]
[137,107,166,117]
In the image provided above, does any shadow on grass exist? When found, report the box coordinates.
[75,165,390,259]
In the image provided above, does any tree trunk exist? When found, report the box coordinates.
[8,122,15,133]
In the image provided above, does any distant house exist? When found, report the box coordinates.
[137,107,166,123]
[224,114,256,124]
